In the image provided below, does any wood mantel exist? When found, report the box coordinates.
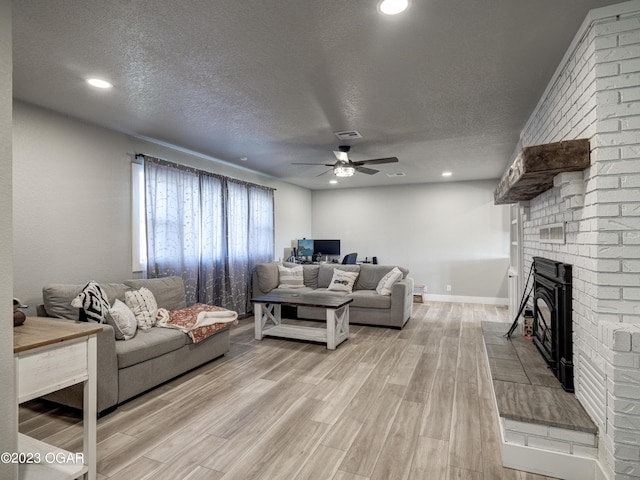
[494,139,590,204]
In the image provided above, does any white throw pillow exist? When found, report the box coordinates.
[328,269,359,293]
[125,287,158,330]
[105,299,138,340]
[376,267,403,296]
[278,265,304,289]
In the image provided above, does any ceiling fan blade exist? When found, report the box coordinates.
[292,162,335,166]
[355,166,379,175]
[316,168,334,177]
[352,157,399,166]
[333,150,349,162]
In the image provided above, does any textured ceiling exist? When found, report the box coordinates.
[13,0,615,190]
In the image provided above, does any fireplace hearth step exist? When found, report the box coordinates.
[482,321,599,479]
[482,321,595,433]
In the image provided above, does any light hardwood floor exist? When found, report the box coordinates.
[19,302,559,480]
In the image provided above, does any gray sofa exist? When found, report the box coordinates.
[252,263,414,328]
[38,276,230,413]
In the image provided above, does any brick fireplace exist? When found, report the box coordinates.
[503,3,640,479]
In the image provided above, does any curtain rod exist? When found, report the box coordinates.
[136,153,276,192]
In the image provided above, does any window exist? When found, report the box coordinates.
[133,155,274,314]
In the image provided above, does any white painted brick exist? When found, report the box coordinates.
[596,62,621,78]
[621,145,640,159]
[572,443,599,458]
[548,426,597,446]
[527,435,572,454]
[623,231,640,244]
[503,419,549,436]
[504,430,526,446]
[624,288,640,301]
[614,444,640,461]
[621,203,640,216]
[594,218,640,231]
[598,72,640,91]
[623,260,640,273]
[620,30,640,46]
[621,175,640,188]
[621,86,640,103]
[621,57,640,74]
[612,458,640,477]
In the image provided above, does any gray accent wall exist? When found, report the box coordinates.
[1,1,17,478]
[12,102,311,314]
[312,181,510,301]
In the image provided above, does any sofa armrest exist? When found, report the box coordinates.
[390,277,414,327]
[38,317,119,413]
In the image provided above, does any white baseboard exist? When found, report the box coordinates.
[424,294,508,306]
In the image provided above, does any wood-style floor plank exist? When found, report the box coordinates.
[19,302,563,480]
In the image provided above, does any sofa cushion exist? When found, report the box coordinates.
[302,265,320,289]
[43,282,131,320]
[115,327,188,369]
[355,264,409,290]
[277,265,304,288]
[255,263,279,293]
[318,264,360,288]
[348,290,392,309]
[125,276,186,311]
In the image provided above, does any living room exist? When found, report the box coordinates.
[3,1,640,479]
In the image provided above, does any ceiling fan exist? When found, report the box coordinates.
[293,146,399,177]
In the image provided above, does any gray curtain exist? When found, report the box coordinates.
[144,156,274,315]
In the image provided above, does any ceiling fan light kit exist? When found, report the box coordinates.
[379,0,409,15]
[334,165,355,177]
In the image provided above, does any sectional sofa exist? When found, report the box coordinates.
[37,276,230,413]
[252,262,414,328]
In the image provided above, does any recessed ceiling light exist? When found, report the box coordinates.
[379,0,409,15]
[442,171,453,177]
[86,78,112,89]
[239,156,248,162]
[329,180,338,185]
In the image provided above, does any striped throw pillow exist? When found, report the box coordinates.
[125,287,158,330]
[277,265,304,289]
[71,281,111,322]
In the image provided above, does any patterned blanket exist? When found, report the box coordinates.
[157,303,238,343]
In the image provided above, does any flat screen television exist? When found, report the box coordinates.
[313,239,340,256]
[297,239,314,257]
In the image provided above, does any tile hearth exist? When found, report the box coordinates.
[482,321,599,478]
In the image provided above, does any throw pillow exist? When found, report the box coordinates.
[105,299,138,340]
[277,265,304,289]
[376,267,403,296]
[125,287,158,330]
[328,269,359,293]
[71,281,110,322]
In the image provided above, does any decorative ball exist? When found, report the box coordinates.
[14,310,26,327]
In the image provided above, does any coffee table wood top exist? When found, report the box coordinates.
[252,292,353,309]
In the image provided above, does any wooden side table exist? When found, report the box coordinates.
[14,317,102,480]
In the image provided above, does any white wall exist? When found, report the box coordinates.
[514,3,640,478]
[0,1,17,478]
[312,180,510,301]
[12,102,311,313]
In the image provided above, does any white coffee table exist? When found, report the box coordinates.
[252,292,352,350]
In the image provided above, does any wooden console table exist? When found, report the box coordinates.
[14,317,101,480]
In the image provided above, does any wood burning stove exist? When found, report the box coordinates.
[532,257,574,392]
